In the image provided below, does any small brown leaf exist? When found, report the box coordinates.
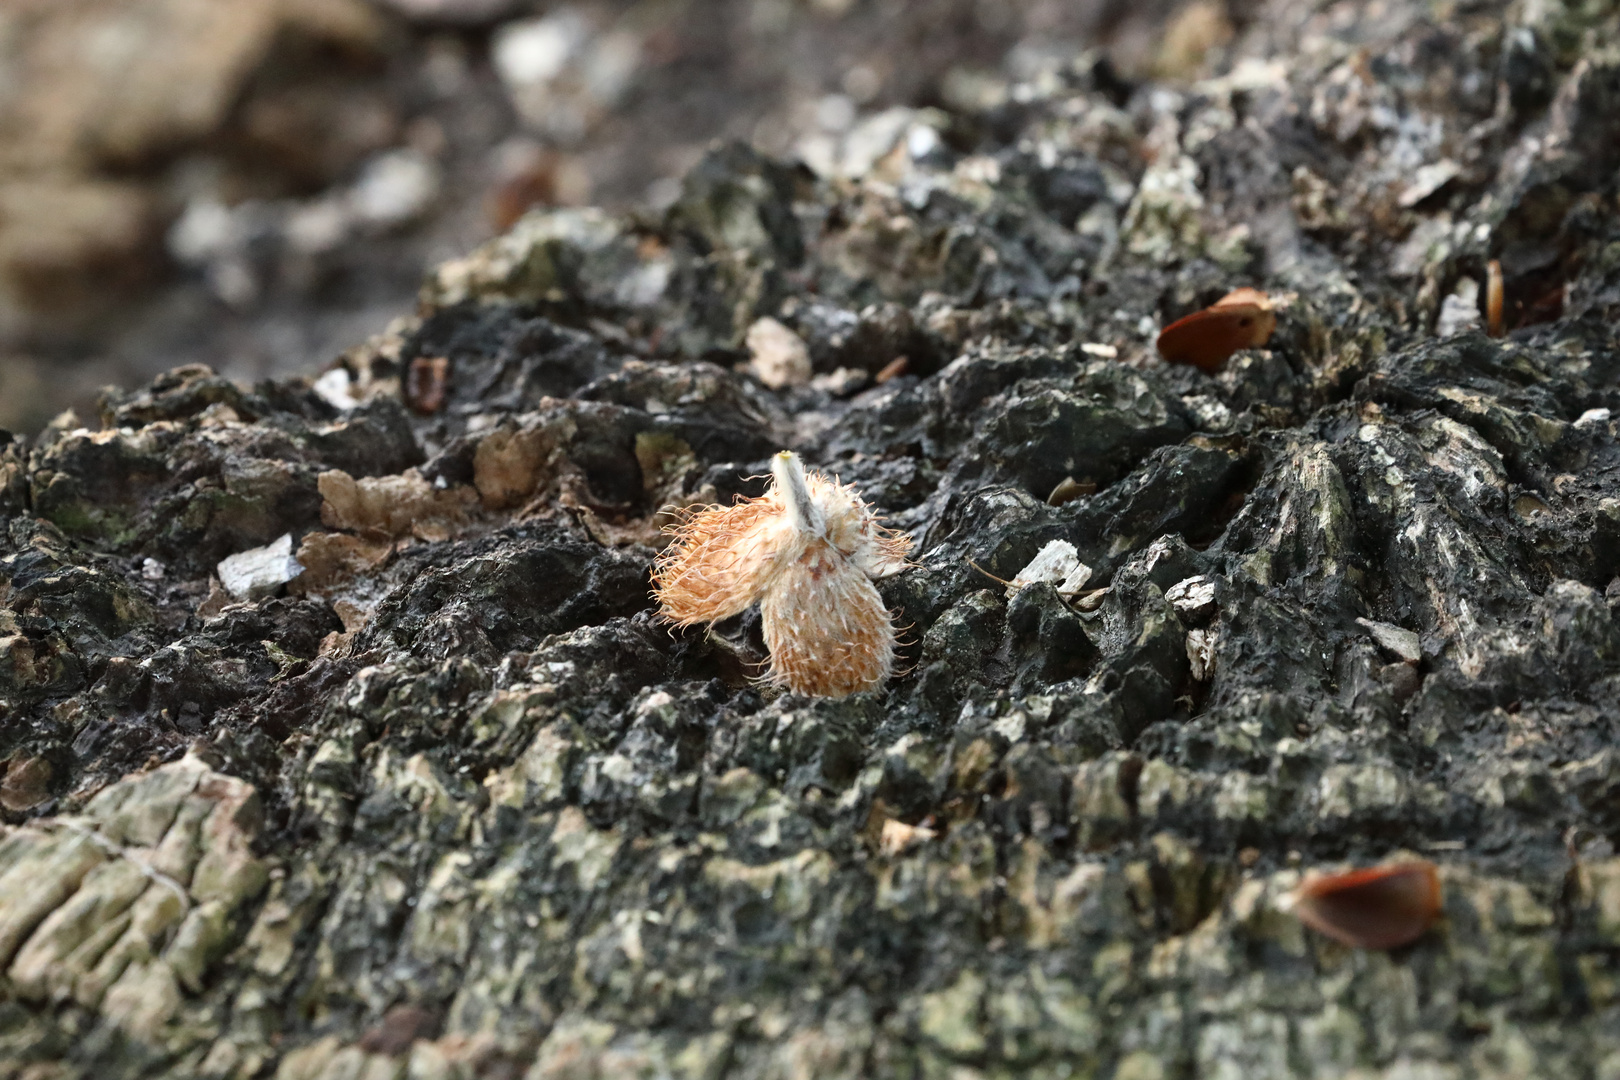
[1157,288,1278,372]
[1486,259,1504,338]
[1293,860,1442,950]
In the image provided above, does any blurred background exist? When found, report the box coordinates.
[0,0,1210,434]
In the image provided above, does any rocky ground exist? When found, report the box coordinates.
[5,0,1620,1077]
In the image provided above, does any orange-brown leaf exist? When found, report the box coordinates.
[1293,860,1442,950]
[1156,288,1278,372]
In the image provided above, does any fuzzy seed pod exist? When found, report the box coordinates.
[652,451,910,697]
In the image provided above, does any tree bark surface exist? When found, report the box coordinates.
[4,2,1620,1077]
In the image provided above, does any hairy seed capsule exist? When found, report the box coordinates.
[652,451,910,697]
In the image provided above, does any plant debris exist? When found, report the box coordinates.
[653,451,909,697]
[1155,288,1278,372]
[1290,861,1444,950]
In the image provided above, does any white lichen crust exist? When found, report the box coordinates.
[652,451,910,697]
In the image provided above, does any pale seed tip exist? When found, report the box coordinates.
[771,450,823,537]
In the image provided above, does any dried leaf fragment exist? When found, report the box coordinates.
[1396,159,1460,208]
[1291,860,1442,950]
[294,532,394,593]
[1165,575,1216,619]
[473,422,569,510]
[652,451,910,698]
[1157,288,1277,372]
[405,356,450,414]
[1006,539,1092,599]
[318,469,475,541]
[1486,259,1504,338]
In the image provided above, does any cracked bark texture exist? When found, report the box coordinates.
[5,1,1620,1077]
